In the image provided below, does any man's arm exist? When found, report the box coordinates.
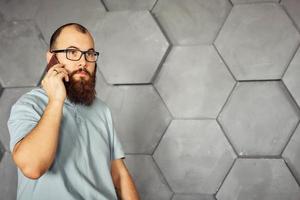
[111,159,140,200]
[12,100,64,179]
[11,63,69,179]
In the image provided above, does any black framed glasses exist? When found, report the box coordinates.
[50,48,100,62]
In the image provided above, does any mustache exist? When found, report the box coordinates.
[69,68,91,77]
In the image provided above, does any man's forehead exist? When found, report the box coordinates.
[55,26,95,49]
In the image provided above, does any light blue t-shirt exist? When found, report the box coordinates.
[7,87,125,200]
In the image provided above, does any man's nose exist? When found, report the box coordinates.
[78,53,87,68]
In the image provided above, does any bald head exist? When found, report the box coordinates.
[49,23,93,50]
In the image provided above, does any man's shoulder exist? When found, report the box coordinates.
[14,86,48,106]
[91,97,110,112]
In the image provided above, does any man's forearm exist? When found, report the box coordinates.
[12,100,64,179]
[115,172,140,200]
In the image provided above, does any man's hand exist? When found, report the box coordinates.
[41,64,69,103]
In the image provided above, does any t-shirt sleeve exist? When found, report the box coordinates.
[7,102,41,153]
[105,105,125,161]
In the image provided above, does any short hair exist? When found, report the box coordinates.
[49,23,89,50]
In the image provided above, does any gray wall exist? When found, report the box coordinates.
[0,0,300,199]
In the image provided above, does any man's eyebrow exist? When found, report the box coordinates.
[67,46,95,51]
[67,46,79,49]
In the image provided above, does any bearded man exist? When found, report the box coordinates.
[7,23,140,200]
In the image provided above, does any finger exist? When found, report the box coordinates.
[64,74,69,82]
[52,70,68,80]
[49,67,69,78]
[44,70,54,79]
[55,70,69,82]
[45,64,65,78]
[50,69,60,76]
[57,72,69,81]
[48,63,64,72]
[52,67,68,74]
[53,63,65,69]
[57,69,69,79]
[60,71,69,82]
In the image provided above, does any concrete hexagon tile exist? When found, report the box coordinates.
[94,10,169,84]
[281,0,300,31]
[152,0,232,45]
[34,0,106,43]
[0,87,34,151]
[172,194,215,200]
[283,46,300,107]
[0,0,41,21]
[153,119,236,194]
[0,152,18,200]
[0,11,5,25]
[95,69,114,101]
[216,159,300,200]
[0,141,4,162]
[231,0,279,4]
[154,45,235,118]
[124,155,173,200]
[0,82,3,96]
[218,81,300,156]
[102,0,157,11]
[0,20,47,87]
[283,123,300,184]
[99,85,172,154]
[215,3,300,80]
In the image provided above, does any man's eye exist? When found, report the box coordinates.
[87,51,95,57]
[68,49,78,55]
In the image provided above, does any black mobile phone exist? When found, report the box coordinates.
[46,54,59,71]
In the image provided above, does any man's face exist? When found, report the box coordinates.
[47,26,97,106]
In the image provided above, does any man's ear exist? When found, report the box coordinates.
[46,51,53,63]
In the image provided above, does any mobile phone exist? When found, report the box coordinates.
[46,54,59,71]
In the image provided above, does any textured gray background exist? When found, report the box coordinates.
[0,0,300,200]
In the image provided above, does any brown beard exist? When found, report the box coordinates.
[63,65,97,106]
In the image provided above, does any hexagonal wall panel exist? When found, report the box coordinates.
[0,87,34,151]
[231,0,278,4]
[0,12,5,26]
[173,194,215,200]
[0,21,47,87]
[0,82,3,96]
[218,81,300,156]
[283,123,300,183]
[124,155,173,200]
[99,85,172,154]
[216,159,300,200]
[281,0,300,31]
[154,46,235,118]
[0,0,40,21]
[35,0,106,43]
[152,0,232,45]
[94,10,169,84]
[0,141,4,162]
[0,152,18,200]
[102,0,156,11]
[283,47,300,107]
[215,3,300,80]
[95,68,114,101]
[153,119,236,194]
